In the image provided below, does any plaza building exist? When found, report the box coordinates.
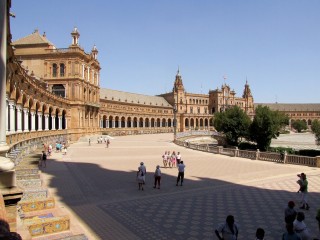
[11,27,255,138]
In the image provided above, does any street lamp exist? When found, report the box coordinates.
[173,103,177,141]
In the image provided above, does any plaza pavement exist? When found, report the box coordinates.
[40,133,320,240]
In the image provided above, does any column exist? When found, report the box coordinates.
[23,108,29,132]
[5,96,8,134]
[44,114,49,130]
[112,120,115,128]
[8,100,15,134]
[131,120,133,128]
[51,115,55,130]
[16,105,22,132]
[87,67,90,81]
[58,115,62,130]
[82,64,85,79]
[38,112,42,131]
[65,118,68,129]
[30,110,36,131]
[118,120,121,128]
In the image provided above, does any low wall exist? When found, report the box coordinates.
[175,139,320,167]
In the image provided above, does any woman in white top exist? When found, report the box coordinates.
[293,212,311,240]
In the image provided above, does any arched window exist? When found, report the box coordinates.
[52,63,57,77]
[60,63,65,77]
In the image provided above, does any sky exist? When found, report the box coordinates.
[10,0,320,103]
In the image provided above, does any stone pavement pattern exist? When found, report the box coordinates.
[39,133,320,240]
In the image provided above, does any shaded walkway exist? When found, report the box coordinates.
[40,133,320,239]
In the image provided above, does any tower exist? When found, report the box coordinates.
[71,27,80,46]
[242,80,254,115]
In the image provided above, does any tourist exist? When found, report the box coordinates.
[176,151,182,164]
[176,161,185,186]
[106,139,110,148]
[171,151,176,168]
[299,173,309,210]
[285,201,297,224]
[89,138,91,146]
[0,219,22,240]
[48,144,52,156]
[137,162,146,190]
[63,145,67,155]
[215,215,239,240]
[162,151,168,168]
[138,162,147,183]
[282,222,301,240]
[167,151,171,168]
[256,228,265,240]
[39,151,47,168]
[153,165,161,189]
[293,212,311,240]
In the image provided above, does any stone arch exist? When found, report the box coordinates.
[133,117,138,128]
[205,118,209,127]
[151,118,155,127]
[168,118,172,127]
[102,115,107,128]
[127,117,132,128]
[139,117,144,128]
[190,118,194,128]
[145,118,150,128]
[162,118,166,127]
[115,116,119,128]
[185,118,189,127]
[48,106,54,130]
[121,116,126,128]
[307,119,312,125]
[108,115,113,128]
[156,118,161,127]
[200,118,204,127]
[195,118,199,127]
[62,109,67,129]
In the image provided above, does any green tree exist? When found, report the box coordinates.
[291,120,307,133]
[311,119,320,145]
[213,106,251,146]
[249,105,289,151]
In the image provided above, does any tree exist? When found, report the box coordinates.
[311,119,320,145]
[249,105,289,151]
[213,106,251,146]
[291,120,307,133]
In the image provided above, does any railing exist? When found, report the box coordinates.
[174,140,319,167]
[286,154,316,167]
[176,130,218,139]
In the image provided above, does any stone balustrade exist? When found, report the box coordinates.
[175,139,320,167]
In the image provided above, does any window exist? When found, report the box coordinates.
[198,107,200,114]
[60,63,65,77]
[52,84,65,98]
[52,63,57,77]
[204,108,207,114]
[190,107,193,114]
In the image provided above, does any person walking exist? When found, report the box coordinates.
[153,165,161,189]
[63,145,67,155]
[299,173,310,210]
[138,162,147,184]
[162,151,168,168]
[39,151,47,168]
[285,201,297,224]
[89,138,91,146]
[176,152,182,164]
[215,215,239,240]
[293,212,311,240]
[137,168,145,191]
[106,139,110,148]
[282,222,302,240]
[176,161,185,186]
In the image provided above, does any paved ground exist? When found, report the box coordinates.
[41,133,320,240]
[271,132,320,150]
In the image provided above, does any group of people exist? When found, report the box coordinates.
[90,136,111,148]
[214,172,319,240]
[136,154,186,190]
[55,141,68,155]
[162,151,182,168]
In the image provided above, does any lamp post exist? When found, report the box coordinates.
[173,103,177,141]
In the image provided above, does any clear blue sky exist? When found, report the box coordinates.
[10,0,320,103]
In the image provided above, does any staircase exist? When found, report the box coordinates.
[15,151,88,239]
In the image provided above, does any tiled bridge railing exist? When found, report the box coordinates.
[175,140,320,168]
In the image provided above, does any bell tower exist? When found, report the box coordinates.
[242,80,254,115]
[71,27,80,46]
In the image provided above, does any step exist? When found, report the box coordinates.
[19,197,55,213]
[32,232,87,240]
[21,188,48,201]
[58,234,88,240]
[17,179,42,189]
[24,214,70,237]
[16,168,39,176]
[16,173,40,180]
